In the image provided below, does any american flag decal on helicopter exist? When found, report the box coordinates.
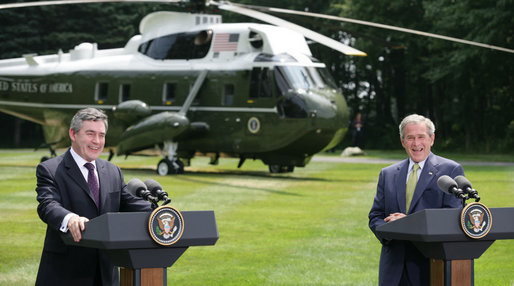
[212,33,239,52]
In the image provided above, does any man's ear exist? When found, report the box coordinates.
[69,128,76,142]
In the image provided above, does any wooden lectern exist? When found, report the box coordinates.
[376,207,514,286]
[61,211,218,286]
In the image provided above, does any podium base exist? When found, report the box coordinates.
[120,267,166,286]
[430,259,473,286]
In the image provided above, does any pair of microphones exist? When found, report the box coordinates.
[437,175,480,202]
[127,178,171,209]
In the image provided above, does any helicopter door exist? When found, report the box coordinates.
[249,67,273,101]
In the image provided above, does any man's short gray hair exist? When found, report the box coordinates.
[399,114,435,139]
[70,108,108,133]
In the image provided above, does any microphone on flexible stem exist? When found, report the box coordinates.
[144,179,171,205]
[127,178,159,209]
[454,175,480,202]
[437,175,467,200]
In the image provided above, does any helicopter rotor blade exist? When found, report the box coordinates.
[237,3,514,55]
[213,1,366,57]
[0,0,182,10]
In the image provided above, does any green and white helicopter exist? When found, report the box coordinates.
[1,0,510,175]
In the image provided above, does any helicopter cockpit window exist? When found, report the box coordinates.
[317,67,338,89]
[250,67,273,99]
[139,30,212,60]
[306,67,325,89]
[278,66,315,91]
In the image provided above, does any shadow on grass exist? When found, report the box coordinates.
[173,176,301,197]
[121,167,334,182]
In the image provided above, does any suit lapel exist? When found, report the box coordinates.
[395,159,409,214]
[409,153,438,213]
[96,159,109,213]
[63,150,97,206]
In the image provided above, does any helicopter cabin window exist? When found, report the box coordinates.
[222,84,234,106]
[163,83,176,105]
[138,30,212,60]
[119,84,131,102]
[95,82,108,103]
[250,67,273,98]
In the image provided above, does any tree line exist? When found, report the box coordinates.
[1,0,512,153]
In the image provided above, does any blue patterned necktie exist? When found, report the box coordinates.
[84,162,100,208]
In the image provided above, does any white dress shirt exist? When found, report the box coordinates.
[59,148,98,232]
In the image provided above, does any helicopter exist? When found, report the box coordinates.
[0,0,369,175]
[1,1,511,175]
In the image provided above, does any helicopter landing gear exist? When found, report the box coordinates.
[157,158,185,175]
[268,165,294,173]
[157,141,184,175]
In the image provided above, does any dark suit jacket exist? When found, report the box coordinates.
[368,153,464,286]
[35,149,151,286]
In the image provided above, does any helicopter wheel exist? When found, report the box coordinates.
[157,158,185,175]
[269,165,295,173]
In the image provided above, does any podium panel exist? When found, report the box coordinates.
[61,210,218,286]
[376,207,514,286]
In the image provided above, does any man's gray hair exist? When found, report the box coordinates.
[70,108,108,132]
[399,114,435,139]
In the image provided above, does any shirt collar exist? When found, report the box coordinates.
[70,147,96,169]
[408,157,426,172]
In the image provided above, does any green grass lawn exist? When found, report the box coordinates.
[0,150,513,285]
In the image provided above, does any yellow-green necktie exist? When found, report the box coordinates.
[406,163,419,213]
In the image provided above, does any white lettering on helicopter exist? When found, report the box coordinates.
[0,81,8,91]
[0,80,73,94]
[10,82,38,93]
[47,83,73,93]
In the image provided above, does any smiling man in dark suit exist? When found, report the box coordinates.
[368,114,464,286]
[35,108,152,286]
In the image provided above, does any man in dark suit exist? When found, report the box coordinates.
[35,108,152,286]
[368,114,463,286]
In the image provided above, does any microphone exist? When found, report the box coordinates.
[144,179,171,205]
[437,175,466,199]
[454,175,480,202]
[127,178,159,207]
